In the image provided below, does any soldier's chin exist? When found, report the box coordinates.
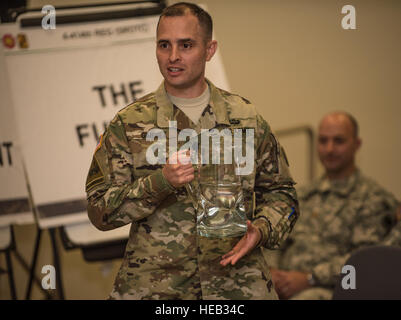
[323,160,342,173]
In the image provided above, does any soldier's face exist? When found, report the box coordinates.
[318,115,361,175]
[156,14,217,97]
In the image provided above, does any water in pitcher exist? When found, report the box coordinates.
[196,180,247,238]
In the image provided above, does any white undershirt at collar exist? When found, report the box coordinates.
[167,85,210,125]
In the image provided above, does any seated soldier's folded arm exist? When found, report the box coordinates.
[85,114,175,231]
[252,114,300,249]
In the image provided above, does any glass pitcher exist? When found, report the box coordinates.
[186,159,248,238]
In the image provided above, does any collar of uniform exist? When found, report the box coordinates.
[155,82,174,128]
[206,78,230,126]
[317,169,360,196]
[155,79,230,128]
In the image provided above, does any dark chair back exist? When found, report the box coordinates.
[333,246,401,300]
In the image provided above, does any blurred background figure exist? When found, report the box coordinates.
[381,204,401,247]
[270,111,400,300]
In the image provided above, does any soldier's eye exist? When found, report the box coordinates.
[334,137,345,144]
[159,42,169,49]
[182,42,192,49]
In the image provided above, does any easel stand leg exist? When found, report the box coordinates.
[9,225,52,300]
[25,226,42,299]
[49,228,65,300]
[25,227,65,299]
[5,248,17,300]
[13,250,52,299]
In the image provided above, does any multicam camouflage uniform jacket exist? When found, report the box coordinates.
[278,170,399,289]
[382,205,401,247]
[85,79,299,300]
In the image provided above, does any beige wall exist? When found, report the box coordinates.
[189,0,401,195]
[1,0,400,299]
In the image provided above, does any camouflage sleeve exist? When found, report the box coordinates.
[382,203,401,246]
[251,115,299,249]
[311,195,400,286]
[85,114,175,231]
[382,219,401,247]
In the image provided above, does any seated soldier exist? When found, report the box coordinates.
[270,111,400,300]
[382,205,401,247]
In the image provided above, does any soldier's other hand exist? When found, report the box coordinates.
[270,268,288,299]
[270,268,282,288]
[396,204,401,222]
[220,220,261,267]
[162,150,194,188]
[271,270,309,300]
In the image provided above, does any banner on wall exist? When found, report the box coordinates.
[0,52,33,227]
[0,2,229,230]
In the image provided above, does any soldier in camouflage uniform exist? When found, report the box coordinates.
[270,112,400,300]
[382,205,401,247]
[85,3,298,299]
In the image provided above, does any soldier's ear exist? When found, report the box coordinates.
[205,40,217,62]
[356,137,362,148]
[355,137,362,151]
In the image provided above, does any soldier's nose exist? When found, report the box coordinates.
[169,46,180,63]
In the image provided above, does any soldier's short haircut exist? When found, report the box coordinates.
[336,111,359,138]
[345,112,359,138]
[327,111,359,138]
[157,2,213,42]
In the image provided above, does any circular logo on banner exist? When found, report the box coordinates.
[2,34,15,49]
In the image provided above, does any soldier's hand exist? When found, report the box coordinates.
[162,150,194,188]
[270,270,310,300]
[220,220,261,266]
[396,204,401,222]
